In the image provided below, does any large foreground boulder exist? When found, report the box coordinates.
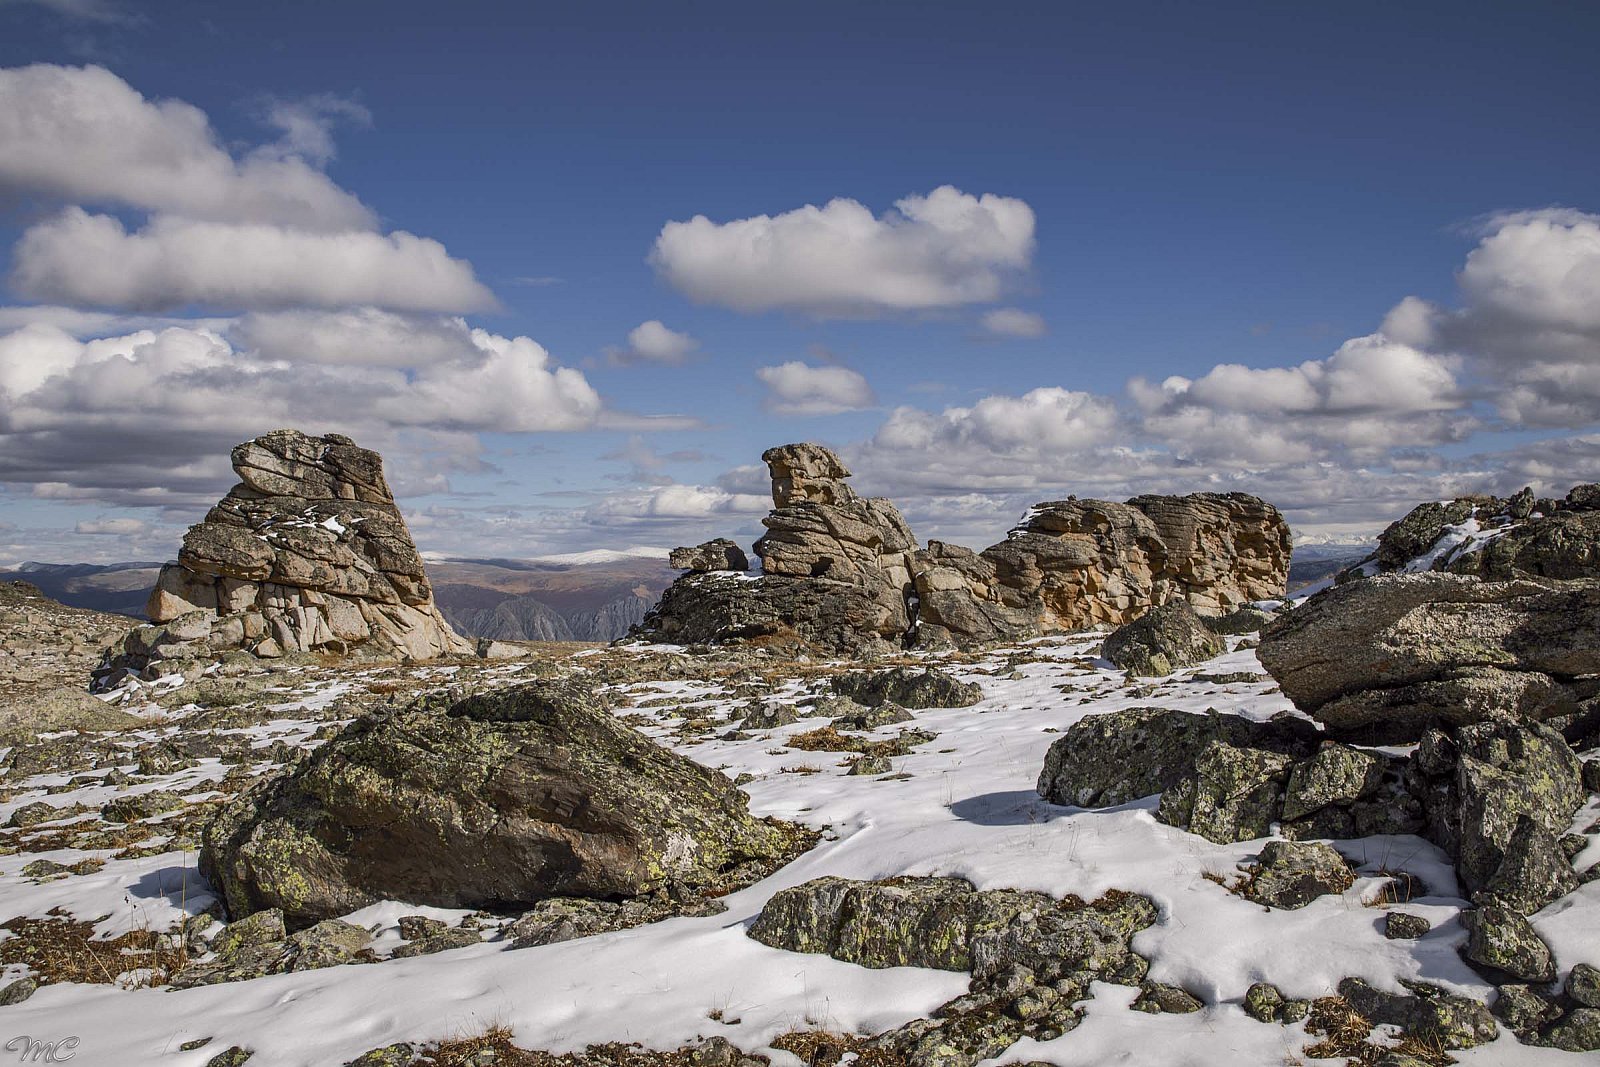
[108,429,471,679]
[1258,571,1600,741]
[201,681,791,927]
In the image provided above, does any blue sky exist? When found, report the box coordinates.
[2,0,1600,565]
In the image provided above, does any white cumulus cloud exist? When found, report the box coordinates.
[757,361,875,415]
[609,320,700,365]
[10,209,496,313]
[0,64,372,229]
[650,185,1035,316]
[980,307,1047,338]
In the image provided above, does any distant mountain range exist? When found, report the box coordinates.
[0,550,680,643]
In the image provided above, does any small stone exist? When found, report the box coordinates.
[739,701,797,731]
[1242,981,1284,1022]
[397,915,448,942]
[343,1043,415,1066]
[1244,840,1354,909]
[1493,983,1563,1036]
[1131,982,1202,1014]
[1542,1007,1600,1052]
[1462,905,1556,982]
[205,1049,253,1067]
[830,666,982,709]
[179,1037,214,1051]
[1337,977,1498,1050]
[0,977,38,1005]
[1567,963,1600,1009]
[212,908,287,961]
[1384,912,1431,940]
[848,755,892,776]
[100,789,185,823]
[6,801,61,828]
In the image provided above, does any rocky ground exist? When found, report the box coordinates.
[0,587,1597,1067]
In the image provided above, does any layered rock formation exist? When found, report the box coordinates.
[642,443,1291,655]
[912,492,1291,648]
[644,444,919,655]
[201,681,793,927]
[116,429,471,673]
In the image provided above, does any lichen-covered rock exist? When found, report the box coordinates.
[1384,912,1431,940]
[1337,977,1498,1049]
[1131,982,1203,1013]
[1494,983,1564,1036]
[669,539,749,573]
[747,876,1156,982]
[638,570,907,657]
[1101,601,1225,677]
[201,681,792,927]
[829,666,981,709]
[1157,741,1295,843]
[834,703,914,730]
[1259,571,1600,741]
[1478,815,1579,913]
[104,430,471,681]
[1281,742,1385,821]
[1541,1007,1600,1052]
[1569,963,1600,1008]
[502,893,725,950]
[1345,485,1600,584]
[1461,905,1556,982]
[1411,722,1585,902]
[1037,706,1318,809]
[1243,982,1285,1022]
[1243,840,1354,909]
[171,913,371,987]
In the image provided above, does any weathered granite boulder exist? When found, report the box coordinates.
[1101,601,1225,676]
[912,493,1290,649]
[669,538,749,573]
[1036,706,1319,809]
[639,569,907,656]
[1258,571,1600,741]
[200,681,792,927]
[107,430,470,679]
[1407,721,1584,909]
[829,666,982,709]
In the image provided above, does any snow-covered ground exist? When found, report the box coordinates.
[1,636,1595,1066]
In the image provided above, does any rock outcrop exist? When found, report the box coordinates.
[1039,706,1587,919]
[1258,572,1600,742]
[108,429,471,677]
[200,681,793,927]
[1343,484,1600,582]
[640,443,1291,656]
[0,581,142,742]
[642,444,919,655]
[748,875,1158,1066]
[912,493,1290,649]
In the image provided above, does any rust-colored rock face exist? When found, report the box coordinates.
[911,493,1292,649]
